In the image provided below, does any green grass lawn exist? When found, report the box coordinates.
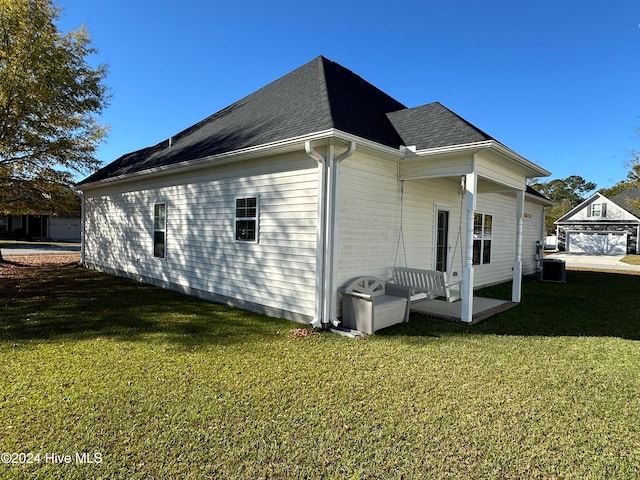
[1,262,639,479]
[622,254,640,265]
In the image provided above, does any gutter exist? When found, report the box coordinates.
[76,129,379,191]
[306,139,356,328]
[305,142,328,328]
[409,140,551,178]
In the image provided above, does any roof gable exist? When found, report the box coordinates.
[556,192,640,224]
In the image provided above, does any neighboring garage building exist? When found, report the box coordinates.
[0,214,81,241]
[556,190,640,255]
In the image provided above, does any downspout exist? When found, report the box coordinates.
[305,140,356,328]
[305,142,327,328]
[327,140,356,326]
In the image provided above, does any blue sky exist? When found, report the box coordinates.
[57,0,640,190]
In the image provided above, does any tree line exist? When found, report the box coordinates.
[530,148,640,234]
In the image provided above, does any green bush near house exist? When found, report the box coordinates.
[0,263,639,479]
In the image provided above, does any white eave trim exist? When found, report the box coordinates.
[76,128,402,190]
[409,140,551,178]
[77,129,333,190]
[409,140,493,157]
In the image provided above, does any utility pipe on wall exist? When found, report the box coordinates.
[305,139,356,328]
[327,141,357,325]
[305,142,328,328]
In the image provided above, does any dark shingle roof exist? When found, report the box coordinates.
[610,187,640,217]
[80,56,406,184]
[80,56,511,185]
[386,102,496,150]
[525,185,552,203]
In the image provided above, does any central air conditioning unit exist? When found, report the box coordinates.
[541,258,566,283]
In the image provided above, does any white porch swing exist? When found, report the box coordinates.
[390,180,462,303]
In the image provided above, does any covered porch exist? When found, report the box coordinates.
[410,296,518,325]
[398,141,550,323]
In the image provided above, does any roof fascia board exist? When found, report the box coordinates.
[409,141,492,157]
[77,129,337,190]
[77,128,404,190]
[409,140,551,179]
[557,219,640,225]
[331,130,404,158]
[489,141,551,178]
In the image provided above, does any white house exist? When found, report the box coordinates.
[555,190,640,255]
[77,56,551,327]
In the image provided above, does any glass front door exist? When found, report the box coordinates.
[436,210,449,272]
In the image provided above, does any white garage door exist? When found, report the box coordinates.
[49,216,81,241]
[567,231,627,255]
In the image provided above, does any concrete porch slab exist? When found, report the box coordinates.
[410,297,518,325]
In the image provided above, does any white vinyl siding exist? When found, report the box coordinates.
[475,155,526,191]
[336,153,546,293]
[473,193,519,287]
[337,154,464,286]
[522,206,544,275]
[337,152,401,282]
[83,155,319,319]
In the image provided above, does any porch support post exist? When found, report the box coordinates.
[461,172,477,323]
[512,189,525,302]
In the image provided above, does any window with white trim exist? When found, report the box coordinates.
[153,203,166,258]
[589,203,606,217]
[235,196,259,242]
[473,213,492,265]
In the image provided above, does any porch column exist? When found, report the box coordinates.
[512,189,525,302]
[461,173,477,323]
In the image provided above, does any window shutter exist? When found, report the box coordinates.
[601,203,607,217]
[586,205,592,217]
